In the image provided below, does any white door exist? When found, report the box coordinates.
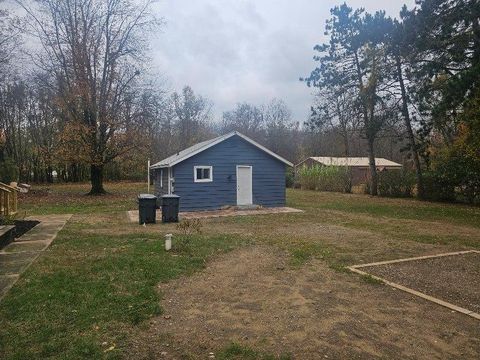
[236,166,253,205]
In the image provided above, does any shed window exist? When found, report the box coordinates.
[194,166,213,182]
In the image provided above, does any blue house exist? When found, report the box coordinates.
[150,131,293,211]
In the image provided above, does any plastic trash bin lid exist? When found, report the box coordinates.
[138,194,157,199]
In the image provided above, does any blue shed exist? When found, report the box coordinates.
[150,131,293,212]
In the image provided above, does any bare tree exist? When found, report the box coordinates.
[0,0,21,168]
[263,98,299,161]
[171,86,212,149]
[17,0,160,194]
[221,99,299,162]
[0,1,20,78]
[308,87,360,157]
[222,103,265,141]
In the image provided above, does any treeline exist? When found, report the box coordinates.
[0,77,406,184]
[0,0,479,203]
[303,0,480,203]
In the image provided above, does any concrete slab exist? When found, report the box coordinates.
[0,260,30,275]
[0,251,39,263]
[3,241,49,253]
[0,214,72,301]
[27,214,73,222]
[127,207,304,223]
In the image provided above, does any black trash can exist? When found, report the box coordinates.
[138,194,157,224]
[161,194,180,223]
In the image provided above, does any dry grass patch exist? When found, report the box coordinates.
[131,246,480,359]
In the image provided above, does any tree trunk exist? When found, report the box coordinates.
[341,132,353,193]
[395,54,424,198]
[46,166,54,183]
[367,139,378,196]
[89,164,106,195]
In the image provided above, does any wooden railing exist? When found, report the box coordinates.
[0,182,18,216]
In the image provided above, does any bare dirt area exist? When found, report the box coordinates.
[363,252,480,313]
[132,246,480,359]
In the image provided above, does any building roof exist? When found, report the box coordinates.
[298,157,402,168]
[150,131,293,169]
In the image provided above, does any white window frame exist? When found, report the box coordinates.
[160,169,163,188]
[194,166,213,183]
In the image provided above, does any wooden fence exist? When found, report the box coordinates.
[0,182,18,216]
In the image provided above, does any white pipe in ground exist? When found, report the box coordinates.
[165,233,172,251]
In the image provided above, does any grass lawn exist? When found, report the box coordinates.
[1,183,479,359]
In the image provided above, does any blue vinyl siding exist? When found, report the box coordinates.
[171,135,286,211]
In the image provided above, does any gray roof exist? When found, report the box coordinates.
[150,131,293,169]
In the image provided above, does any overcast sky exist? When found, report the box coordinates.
[149,0,416,123]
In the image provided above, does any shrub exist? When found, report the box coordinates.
[424,143,480,203]
[176,218,203,235]
[378,170,415,198]
[285,167,295,188]
[297,165,351,193]
[422,171,456,202]
[297,165,318,190]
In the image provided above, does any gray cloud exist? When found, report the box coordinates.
[150,0,416,123]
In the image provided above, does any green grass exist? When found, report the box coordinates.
[360,274,384,285]
[335,215,480,249]
[1,183,479,359]
[18,182,147,215]
[289,243,332,267]
[288,189,480,228]
[0,220,248,359]
[218,343,291,360]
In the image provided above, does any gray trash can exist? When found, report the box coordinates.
[138,194,157,224]
[161,194,180,223]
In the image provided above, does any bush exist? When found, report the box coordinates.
[297,165,351,193]
[424,143,480,203]
[378,170,415,198]
[422,171,456,202]
[176,218,203,235]
[0,158,19,183]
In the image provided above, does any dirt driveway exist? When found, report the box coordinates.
[133,246,480,359]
